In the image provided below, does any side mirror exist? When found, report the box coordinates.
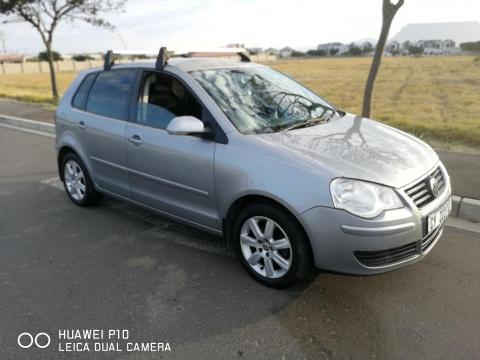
[166,116,208,136]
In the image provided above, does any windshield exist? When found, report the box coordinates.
[190,67,336,134]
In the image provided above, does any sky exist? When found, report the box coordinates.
[1,0,479,54]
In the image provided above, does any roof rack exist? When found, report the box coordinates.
[178,48,250,62]
[103,46,250,70]
[103,47,170,70]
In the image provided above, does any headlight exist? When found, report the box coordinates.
[330,178,403,218]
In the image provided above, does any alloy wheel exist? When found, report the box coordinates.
[64,160,86,201]
[239,216,292,279]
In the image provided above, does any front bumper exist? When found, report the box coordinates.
[299,164,451,275]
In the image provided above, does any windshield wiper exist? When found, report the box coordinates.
[281,117,327,132]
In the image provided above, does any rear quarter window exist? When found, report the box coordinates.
[85,69,137,120]
[72,72,97,110]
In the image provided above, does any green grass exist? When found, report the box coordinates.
[0,56,479,148]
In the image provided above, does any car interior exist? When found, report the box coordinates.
[137,72,202,129]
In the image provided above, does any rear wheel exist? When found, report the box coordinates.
[61,153,102,206]
[233,203,313,288]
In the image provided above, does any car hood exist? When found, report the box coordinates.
[257,113,439,188]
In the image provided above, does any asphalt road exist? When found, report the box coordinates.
[0,99,54,123]
[437,150,480,199]
[1,127,480,360]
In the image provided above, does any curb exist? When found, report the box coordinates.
[1,113,479,224]
[0,113,55,135]
[453,196,480,223]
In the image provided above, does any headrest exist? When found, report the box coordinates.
[149,83,172,95]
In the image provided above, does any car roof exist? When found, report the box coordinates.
[88,57,267,74]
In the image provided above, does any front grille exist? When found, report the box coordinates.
[422,225,443,252]
[405,166,446,208]
[354,242,417,267]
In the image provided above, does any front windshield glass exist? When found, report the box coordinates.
[190,67,336,134]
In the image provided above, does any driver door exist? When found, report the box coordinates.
[125,71,219,230]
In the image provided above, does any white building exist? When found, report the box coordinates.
[278,47,294,58]
[416,39,456,55]
[265,47,278,55]
[316,42,348,55]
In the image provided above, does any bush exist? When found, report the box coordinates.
[306,49,327,57]
[460,41,480,52]
[329,48,339,56]
[72,54,94,62]
[38,51,62,61]
[408,46,424,56]
[474,56,480,63]
[291,51,305,57]
[347,45,363,56]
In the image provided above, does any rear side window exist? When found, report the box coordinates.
[72,73,97,110]
[86,69,137,120]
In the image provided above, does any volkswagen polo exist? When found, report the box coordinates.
[55,48,452,287]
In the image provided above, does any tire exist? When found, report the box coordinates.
[61,153,102,207]
[233,203,313,288]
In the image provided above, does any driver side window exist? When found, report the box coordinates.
[136,71,202,130]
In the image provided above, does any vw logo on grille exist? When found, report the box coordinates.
[429,176,439,197]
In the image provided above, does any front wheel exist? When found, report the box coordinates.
[233,203,313,288]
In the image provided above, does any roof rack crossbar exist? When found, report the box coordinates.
[177,48,251,62]
[103,48,170,70]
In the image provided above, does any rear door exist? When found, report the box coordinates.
[76,68,137,197]
[125,70,219,230]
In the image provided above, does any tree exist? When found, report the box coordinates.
[0,0,126,100]
[348,44,363,56]
[306,49,326,57]
[460,41,480,52]
[362,41,374,53]
[329,48,339,56]
[0,29,6,53]
[362,0,404,118]
[408,45,424,57]
[39,50,62,61]
[72,53,94,61]
[291,50,305,57]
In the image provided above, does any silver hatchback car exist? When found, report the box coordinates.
[55,49,452,287]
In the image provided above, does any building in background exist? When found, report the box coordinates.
[0,54,25,63]
[278,46,294,58]
[316,42,347,56]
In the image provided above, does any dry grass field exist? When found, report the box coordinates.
[0,56,479,147]
[0,71,76,104]
[273,56,480,148]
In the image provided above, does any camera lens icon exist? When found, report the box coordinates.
[17,332,51,349]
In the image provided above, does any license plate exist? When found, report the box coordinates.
[427,197,452,233]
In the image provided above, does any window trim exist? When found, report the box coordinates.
[130,69,228,144]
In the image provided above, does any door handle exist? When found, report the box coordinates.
[78,120,86,129]
[128,135,143,146]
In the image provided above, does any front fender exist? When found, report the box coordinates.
[214,138,335,218]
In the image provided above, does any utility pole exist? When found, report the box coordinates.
[0,30,6,53]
